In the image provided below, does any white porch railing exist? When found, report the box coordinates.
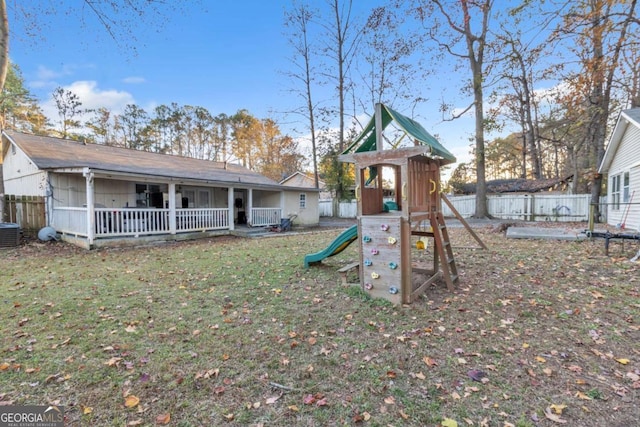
[52,207,89,235]
[52,207,230,238]
[96,208,171,236]
[251,208,281,227]
[176,208,228,232]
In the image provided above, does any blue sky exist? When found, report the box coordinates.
[8,1,485,173]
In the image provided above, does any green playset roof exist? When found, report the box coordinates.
[342,104,456,165]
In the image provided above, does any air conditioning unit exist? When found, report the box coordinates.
[0,223,20,248]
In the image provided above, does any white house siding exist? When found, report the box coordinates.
[282,190,319,226]
[2,140,47,196]
[607,124,640,230]
[626,165,640,231]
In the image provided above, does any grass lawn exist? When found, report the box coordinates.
[1,224,639,426]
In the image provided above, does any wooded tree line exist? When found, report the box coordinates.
[0,63,304,182]
[283,0,640,220]
[2,1,639,220]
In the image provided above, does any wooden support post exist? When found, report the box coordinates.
[441,194,488,250]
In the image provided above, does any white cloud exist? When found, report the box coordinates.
[41,80,135,130]
[122,76,146,84]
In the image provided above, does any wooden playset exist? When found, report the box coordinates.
[339,103,461,304]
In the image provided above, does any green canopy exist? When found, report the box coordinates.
[342,104,456,164]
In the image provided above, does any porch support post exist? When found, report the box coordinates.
[83,168,95,245]
[247,188,253,226]
[168,183,177,234]
[227,187,235,231]
[280,191,285,221]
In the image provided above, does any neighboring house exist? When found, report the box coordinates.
[455,176,572,195]
[1,130,319,248]
[280,171,332,199]
[598,108,640,232]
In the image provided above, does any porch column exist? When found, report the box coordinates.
[227,187,235,231]
[168,183,177,234]
[83,168,95,245]
[247,188,253,226]
[280,191,285,219]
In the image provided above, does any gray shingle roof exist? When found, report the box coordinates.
[4,131,281,188]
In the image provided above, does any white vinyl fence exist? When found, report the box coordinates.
[321,194,604,222]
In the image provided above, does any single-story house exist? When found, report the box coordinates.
[280,171,332,199]
[1,130,319,248]
[598,108,640,231]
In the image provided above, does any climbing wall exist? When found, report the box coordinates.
[359,216,406,305]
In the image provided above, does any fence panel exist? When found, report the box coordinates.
[531,194,591,222]
[338,201,357,218]
[319,200,333,217]
[488,195,533,220]
[3,195,46,230]
[324,194,598,222]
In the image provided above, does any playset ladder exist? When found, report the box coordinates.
[430,212,458,291]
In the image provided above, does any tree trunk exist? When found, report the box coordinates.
[0,0,8,96]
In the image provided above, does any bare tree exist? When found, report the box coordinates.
[319,0,362,200]
[284,2,321,188]
[553,0,639,221]
[409,0,496,218]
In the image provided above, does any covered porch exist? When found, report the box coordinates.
[49,168,283,248]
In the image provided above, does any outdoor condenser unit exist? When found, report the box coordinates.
[0,223,20,248]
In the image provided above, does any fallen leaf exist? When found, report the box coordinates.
[288,405,299,412]
[575,391,592,400]
[82,406,93,415]
[265,394,281,404]
[105,357,122,367]
[423,356,438,367]
[615,358,630,365]
[156,413,171,424]
[127,420,143,426]
[383,396,396,405]
[441,418,459,427]
[303,394,316,405]
[223,413,234,421]
[544,406,567,423]
[550,403,567,414]
[124,395,140,408]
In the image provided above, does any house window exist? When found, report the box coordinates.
[623,171,630,203]
[299,193,307,209]
[611,174,621,210]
